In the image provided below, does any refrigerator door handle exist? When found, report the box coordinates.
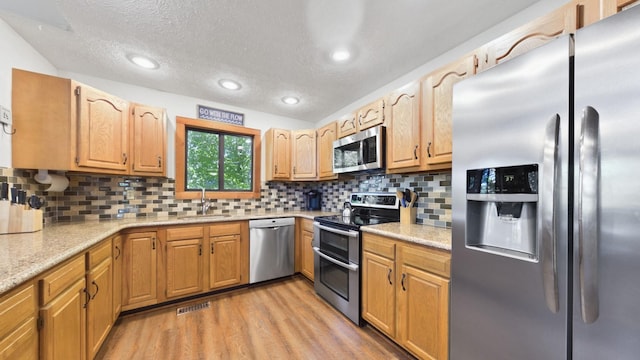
[541,114,560,313]
[579,106,600,324]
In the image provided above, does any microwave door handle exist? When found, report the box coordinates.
[541,114,560,314]
[579,106,600,324]
[358,139,365,165]
[312,247,358,272]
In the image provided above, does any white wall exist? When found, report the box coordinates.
[0,20,57,167]
[315,0,567,127]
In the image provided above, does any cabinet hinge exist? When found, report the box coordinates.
[37,317,44,330]
[474,56,479,68]
[74,86,81,96]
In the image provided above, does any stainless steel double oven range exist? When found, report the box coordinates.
[313,192,400,325]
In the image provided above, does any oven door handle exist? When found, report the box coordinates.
[313,247,359,272]
[313,222,359,238]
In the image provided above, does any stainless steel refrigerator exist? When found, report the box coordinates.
[450,5,640,360]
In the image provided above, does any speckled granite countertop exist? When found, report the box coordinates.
[361,223,452,251]
[0,210,333,296]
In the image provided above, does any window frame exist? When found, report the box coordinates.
[175,116,261,200]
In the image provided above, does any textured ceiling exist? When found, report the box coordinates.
[0,0,540,122]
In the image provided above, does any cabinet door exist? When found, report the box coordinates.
[112,235,122,321]
[122,232,157,309]
[477,4,575,73]
[300,230,314,281]
[131,104,166,176]
[166,238,204,298]
[75,84,130,172]
[317,121,338,180]
[39,278,87,360]
[397,264,449,360]
[423,54,476,166]
[361,251,396,338]
[358,99,385,130]
[386,81,422,171]
[337,114,357,138]
[209,234,242,289]
[86,258,113,360]
[266,129,291,180]
[0,283,37,360]
[291,129,317,180]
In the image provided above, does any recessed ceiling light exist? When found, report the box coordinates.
[331,49,351,62]
[282,96,299,105]
[127,54,159,70]
[219,79,241,90]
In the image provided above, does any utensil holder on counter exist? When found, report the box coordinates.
[0,201,43,234]
[400,206,417,225]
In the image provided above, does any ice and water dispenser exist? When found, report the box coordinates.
[465,164,539,261]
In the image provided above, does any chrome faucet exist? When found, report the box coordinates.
[201,188,211,215]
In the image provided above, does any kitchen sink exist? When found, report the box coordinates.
[178,214,232,221]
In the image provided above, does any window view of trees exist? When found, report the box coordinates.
[186,128,253,191]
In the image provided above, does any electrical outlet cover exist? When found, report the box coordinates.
[0,106,11,126]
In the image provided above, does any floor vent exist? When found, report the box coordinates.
[176,301,210,316]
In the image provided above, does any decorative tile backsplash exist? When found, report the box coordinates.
[0,168,451,228]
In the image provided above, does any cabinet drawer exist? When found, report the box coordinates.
[88,239,112,268]
[362,233,395,259]
[209,222,241,237]
[39,255,85,305]
[0,283,36,340]
[301,219,314,232]
[399,243,451,278]
[167,226,204,241]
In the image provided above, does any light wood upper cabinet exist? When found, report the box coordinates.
[291,129,317,180]
[423,54,476,167]
[265,128,291,180]
[478,0,600,72]
[0,282,38,360]
[122,231,157,310]
[317,121,338,180]
[337,113,357,138]
[601,0,640,17]
[358,98,385,131]
[131,104,166,176]
[165,226,204,298]
[386,81,422,172]
[76,84,130,173]
[12,69,166,176]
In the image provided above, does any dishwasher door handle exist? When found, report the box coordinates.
[313,247,358,272]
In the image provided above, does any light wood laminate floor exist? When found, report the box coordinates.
[97,276,414,360]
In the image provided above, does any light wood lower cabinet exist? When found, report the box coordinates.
[208,222,247,290]
[122,231,157,310]
[0,281,38,359]
[165,226,205,298]
[362,233,450,360]
[112,235,123,321]
[39,255,87,360]
[298,218,315,281]
[86,241,113,360]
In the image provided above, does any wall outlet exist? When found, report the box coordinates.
[0,106,11,126]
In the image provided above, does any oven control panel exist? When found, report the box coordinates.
[350,192,399,209]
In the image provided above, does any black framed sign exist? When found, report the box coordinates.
[197,104,244,126]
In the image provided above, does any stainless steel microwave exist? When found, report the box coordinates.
[332,125,385,174]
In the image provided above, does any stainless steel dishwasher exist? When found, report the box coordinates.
[249,217,295,283]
